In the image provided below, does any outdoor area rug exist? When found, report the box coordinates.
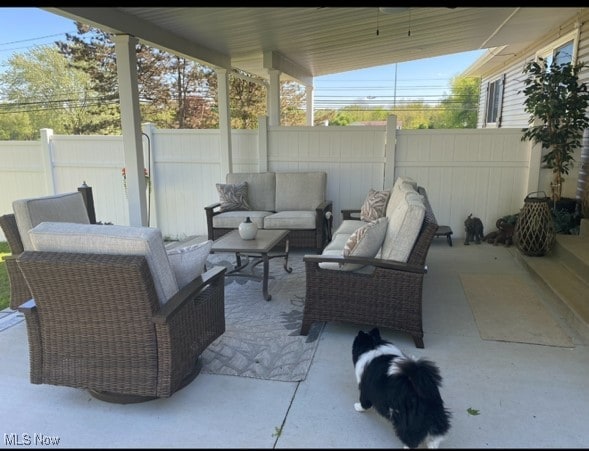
[200,250,324,382]
[460,274,573,348]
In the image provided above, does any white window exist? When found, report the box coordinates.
[484,75,504,127]
[537,30,578,69]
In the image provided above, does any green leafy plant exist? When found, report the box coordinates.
[467,407,480,416]
[520,55,589,202]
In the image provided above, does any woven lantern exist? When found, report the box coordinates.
[513,192,556,256]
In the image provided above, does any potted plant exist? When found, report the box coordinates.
[520,54,589,209]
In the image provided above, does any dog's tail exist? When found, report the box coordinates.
[394,357,443,401]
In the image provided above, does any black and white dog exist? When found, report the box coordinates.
[352,328,451,449]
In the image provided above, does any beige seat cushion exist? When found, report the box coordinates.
[28,222,179,306]
[212,211,271,229]
[263,211,316,229]
[13,192,90,251]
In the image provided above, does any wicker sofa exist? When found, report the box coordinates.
[205,171,333,251]
[300,177,438,348]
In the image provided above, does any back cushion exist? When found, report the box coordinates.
[381,190,426,263]
[13,192,90,251]
[275,172,326,211]
[385,178,417,219]
[227,172,276,211]
[28,222,179,306]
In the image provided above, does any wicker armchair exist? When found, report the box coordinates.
[0,214,30,309]
[17,251,226,403]
[300,187,438,348]
[1,190,95,310]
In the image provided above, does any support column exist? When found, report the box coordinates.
[113,34,147,226]
[216,68,232,175]
[268,69,281,127]
[384,115,398,190]
[305,85,314,126]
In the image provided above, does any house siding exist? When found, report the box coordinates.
[471,11,589,200]
[475,10,589,129]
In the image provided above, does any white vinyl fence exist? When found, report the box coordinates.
[1,116,574,242]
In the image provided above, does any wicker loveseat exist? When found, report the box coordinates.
[17,222,226,403]
[205,171,333,251]
[300,177,438,348]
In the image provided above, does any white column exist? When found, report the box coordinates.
[305,85,314,126]
[216,68,232,175]
[113,34,147,226]
[384,115,398,190]
[267,69,281,127]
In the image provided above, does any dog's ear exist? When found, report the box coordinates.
[368,327,381,339]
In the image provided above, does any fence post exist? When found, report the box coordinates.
[258,116,268,173]
[40,128,55,195]
[383,115,398,190]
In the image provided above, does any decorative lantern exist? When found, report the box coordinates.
[513,192,556,256]
[238,216,258,240]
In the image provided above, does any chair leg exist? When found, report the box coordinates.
[300,321,311,336]
[412,335,425,349]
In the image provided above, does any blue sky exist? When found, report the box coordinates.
[0,7,485,108]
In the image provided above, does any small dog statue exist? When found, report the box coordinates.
[483,218,514,247]
[464,214,484,245]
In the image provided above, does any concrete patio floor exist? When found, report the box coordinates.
[1,239,588,448]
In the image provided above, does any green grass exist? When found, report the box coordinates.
[0,241,10,311]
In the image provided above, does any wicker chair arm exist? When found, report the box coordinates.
[204,202,223,240]
[341,209,361,220]
[316,200,333,213]
[153,265,226,324]
[204,201,222,212]
[303,253,427,274]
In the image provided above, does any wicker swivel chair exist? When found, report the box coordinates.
[0,214,30,309]
[17,222,226,403]
[1,191,95,310]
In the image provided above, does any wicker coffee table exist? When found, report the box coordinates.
[210,229,292,301]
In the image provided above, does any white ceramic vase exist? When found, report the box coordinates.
[238,216,258,240]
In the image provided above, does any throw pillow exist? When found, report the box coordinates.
[360,188,390,221]
[216,182,251,212]
[342,217,388,271]
[166,239,213,289]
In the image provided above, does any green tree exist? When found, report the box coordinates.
[438,76,480,128]
[0,111,35,140]
[58,23,218,131]
[0,46,96,138]
[280,81,306,126]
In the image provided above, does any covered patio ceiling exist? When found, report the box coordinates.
[38,7,586,229]
[46,7,584,86]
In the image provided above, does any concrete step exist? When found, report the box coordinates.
[552,234,589,285]
[514,238,589,341]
